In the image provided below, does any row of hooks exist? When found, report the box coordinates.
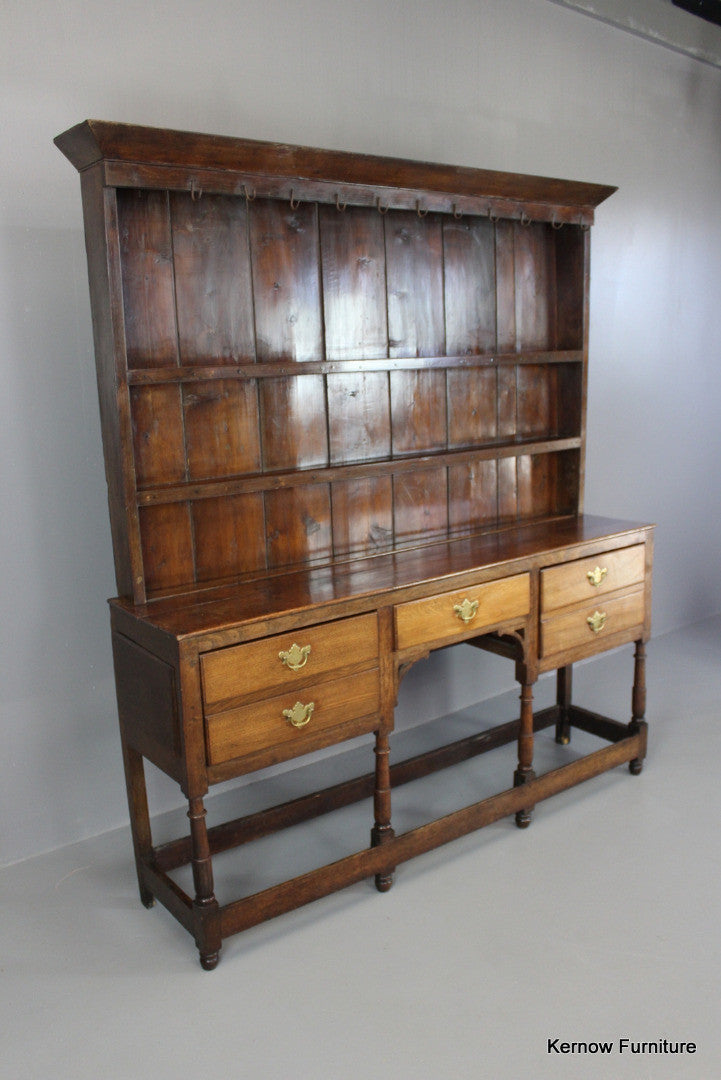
[188,179,589,229]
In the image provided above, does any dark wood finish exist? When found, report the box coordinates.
[513,683,536,828]
[57,121,653,968]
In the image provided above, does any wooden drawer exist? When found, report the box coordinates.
[541,585,645,658]
[201,613,378,713]
[205,668,380,765]
[541,544,645,612]
[395,573,530,651]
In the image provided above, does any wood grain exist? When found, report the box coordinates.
[201,612,379,711]
[130,385,186,486]
[393,467,448,545]
[541,543,646,611]
[264,483,333,568]
[259,375,328,471]
[170,192,255,364]
[138,503,195,592]
[331,476,393,557]
[541,585,645,657]
[205,668,380,765]
[395,572,530,651]
[192,494,266,582]
[183,379,261,480]
[320,205,388,360]
[327,372,391,464]
[250,199,323,363]
[117,190,178,368]
[444,216,496,355]
[385,210,444,357]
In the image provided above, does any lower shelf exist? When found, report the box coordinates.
[139,704,647,965]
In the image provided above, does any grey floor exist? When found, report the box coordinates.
[2,616,720,1080]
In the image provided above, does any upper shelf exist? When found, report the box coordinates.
[54,120,617,226]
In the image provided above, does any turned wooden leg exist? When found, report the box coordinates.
[555,664,572,745]
[629,641,648,775]
[188,796,222,970]
[370,730,395,892]
[120,737,155,909]
[514,682,536,828]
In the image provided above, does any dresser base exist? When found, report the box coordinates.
[130,691,646,969]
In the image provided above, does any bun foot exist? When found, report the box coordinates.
[629,758,644,776]
[375,872,394,892]
[199,951,220,971]
[515,809,533,829]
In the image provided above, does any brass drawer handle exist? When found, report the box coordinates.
[586,566,608,587]
[282,701,315,728]
[587,610,607,634]
[453,598,479,624]
[279,643,311,671]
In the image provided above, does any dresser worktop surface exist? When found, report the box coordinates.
[110,514,653,641]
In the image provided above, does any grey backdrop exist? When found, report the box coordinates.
[2,0,720,866]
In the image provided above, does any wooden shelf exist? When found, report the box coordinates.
[136,437,582,506]
[126,351,584,385]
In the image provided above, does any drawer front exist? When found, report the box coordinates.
[395,573,530,651]
[205,668,380,765]
[541,544,645,612]
[541,586,645,658]
[201,613,378,713]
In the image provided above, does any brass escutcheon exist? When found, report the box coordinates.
[586,566,608,587]
[587,610,607,634]
[279,643,311,671]
[453,598,479,624]
[282,701,315,728]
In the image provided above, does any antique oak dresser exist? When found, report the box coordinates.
[56,120,654,968]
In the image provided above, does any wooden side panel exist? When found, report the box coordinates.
[557,364,583,438]
[331,476,393,556]
[320,206,388,360]
[250,199,323,362]
[554,225,585,351]
[183,380,261,480]
[192,494,267,582]
[516,451,578,522]
[112,631,181,779]
[79,169,141,599]
[117,190,179,368]
[170,192,255,363]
